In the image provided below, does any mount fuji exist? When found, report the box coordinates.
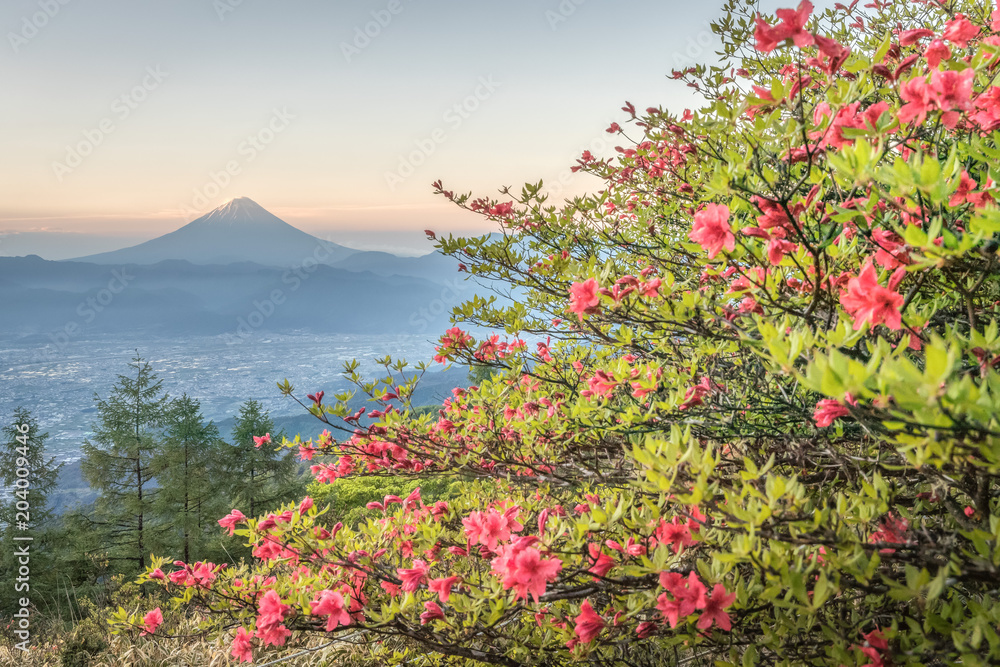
[71,197,356,267]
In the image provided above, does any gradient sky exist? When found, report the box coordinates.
[0,0,737,258]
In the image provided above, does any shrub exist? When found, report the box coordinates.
[118,1,1000,664]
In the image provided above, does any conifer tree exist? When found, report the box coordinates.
[81,354,168,572]
[152,394,228,563]
[226,400,297,518]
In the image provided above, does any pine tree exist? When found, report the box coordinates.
[80,354,168,572]
[152,395,228,563]
[226,400,297,519]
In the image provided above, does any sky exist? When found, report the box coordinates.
[0,0,729,258]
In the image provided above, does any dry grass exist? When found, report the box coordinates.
[0,615,365,667]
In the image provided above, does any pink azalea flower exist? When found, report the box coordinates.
[899,29,934,47]
[462,508,522,550]
[675,571,707,616]
[814,398,850,427]
[140,608,162,636]
[696,584,737,631]
[639,278,661,297]
[397,559,430,593]
[255,622,291,647]
[655,517,696,553]
[420,601,446,625]
[636,621,658,638]
[931,68,975,114]
[587,543,617,578]
[871,229,907,269]
[568,278,601,318]
[584,370,619,399]
[753,1,814,52]
[972,86,1000,132]
[231,627,253,663]
[657,571,708,627]
[767,237,797,265]
[924,39,950,68]
[839,261,904,330]
[492,542,562,603]
[941,13,980,48]
[257,590,289,628]
[428,576,461,603]
[573,600,606,644]
[689,203,735,259]
[252,433,271,448]
[656,592,684,628]
[870,513,910,553]
[898,76,935,126]
[311,590,352,631]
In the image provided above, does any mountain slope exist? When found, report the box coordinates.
[330,250,462,283]
[71,197,355,267]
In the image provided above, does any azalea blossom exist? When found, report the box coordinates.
[572,600,606,644]
[463,508,522,550]
[587,543,617,578]
[840,261,904,330]
[696,584,737,631]
[420,601,446,625]
[655,516,696,553]
[689,203,735,259]
[492,541,562,602]
[140,608,162,636]
[230,627,253,663]
[924,39,950,68]
[898,28,934,47]
[257,590,289,627]
[870,513,910,553]
[941,13,980,48]
[218,509,247,536]
[311,590,352,631]
[754,1,815,52]
[255,590,291,647]
[428,576,461,603]
[814,398,850,427]
[568,278,601,318]
[397,559,430,592]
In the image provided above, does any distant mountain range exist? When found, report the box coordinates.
[68,197,462,284]
[72,197,356,267]
[1,198,474,339]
